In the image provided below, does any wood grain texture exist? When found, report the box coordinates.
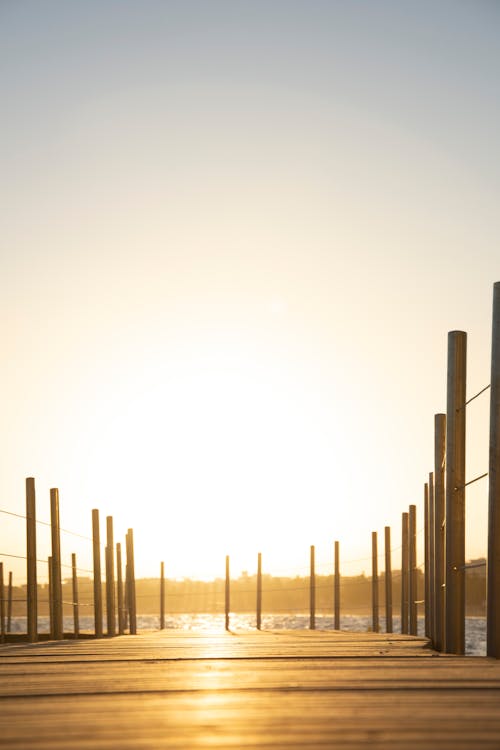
[1,630,500,749]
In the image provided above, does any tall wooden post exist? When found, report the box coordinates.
[92,509,103,637]
[424,483,430,637]
[71,553,79,639]
[488,281,500,658]
[106,516,116,636]
[160,562,165,630]
[7,571,13,633]
[126,529,137,635]
[334,541,340,630]
[409,504,417,635]
[225,555,230,631]
[48,556,53,639]
[116,542,125,635]
[428,472,435,645]
[0,563,5,643]
[309,545,316,630]
[26,477,37,642]
[401,512,409,634]
[256,552,262,630]
[434,414,446,652]
[445,330,467,655]
[50,488,63,640]
[384,526,393,634]
[372,532,379,633]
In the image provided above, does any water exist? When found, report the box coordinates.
[7,614,487,655]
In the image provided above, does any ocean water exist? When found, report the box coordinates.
[7,614,487,655]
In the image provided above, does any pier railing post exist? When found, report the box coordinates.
[428,472,435,645]
[160,562,165,630]
[445,331,467,655]
[384,527,392,634]
[372,532,379,633]
[106,516,116,636]
[50,488,63,640]
[126,529,137,634]
[424,484,430,637]
[256,552,262,630]
[434,414,446,651]
[116,542,125,635]
[225,555,230,631]
[401,512,409,634]
[488,281,500,658]
[0,563,4,643]
[48,556,53,639]
[409,504,417,635]
[334,541,340,630]
[310,545,316,630]
[26,477,38,643]
[92,509,103,637]
[71,553,79,639]
[7,571,13,634]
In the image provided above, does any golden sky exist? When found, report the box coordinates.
[1,1,499,582]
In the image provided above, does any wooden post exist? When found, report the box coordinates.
[256,552,262,630]
[334,541,340,630]
[7,571,13,633]
[106,516,116,636]
[488,281,500,658]
[445,330,467,655]
[50,488,63,640]
[92,509,103,637]
[225,555,230,631]
[116,542,125,635]
[428,472,435,645]
[424,484,430,638]
[401,512,409,634]
[372,532,379,633]
[409,504,417,635]
[434,414,446,652]
[384,527,392,634]
[0,563,4,643]
[160,562,165,630]
[71,553,79,639]
[48,556,53,639]
[26,477,37,643]
[126,529,137,635]
[309,545,316,630]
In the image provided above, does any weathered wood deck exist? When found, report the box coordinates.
[2,629,500,749]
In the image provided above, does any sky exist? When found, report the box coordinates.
[1,0,499,585]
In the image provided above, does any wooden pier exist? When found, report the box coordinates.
[2,629,500,749]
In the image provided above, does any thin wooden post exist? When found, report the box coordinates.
[116,543,125,635]
[0,563,5,643]
[26,477,37,643]
[50,488,63,640]
[256,552,262,630]
[106,516,115,636]
[409,504,417,635]
[424,484,430,637]
[334,541,340,630]
[372,532,379,633]
[225,555,230,631]
[48,556,53,639]
[309,545,316,630]
[488,281,500,658]
[401,512,409,634]
[126,529,137,634]
[92,509,103,637]
[384,527,392,634]
[160,562,165,630]
[71,553,79,639]
[445,330,467,655]
[7,571,13,633]
[428,472,435,645]
[434,414,446,652]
